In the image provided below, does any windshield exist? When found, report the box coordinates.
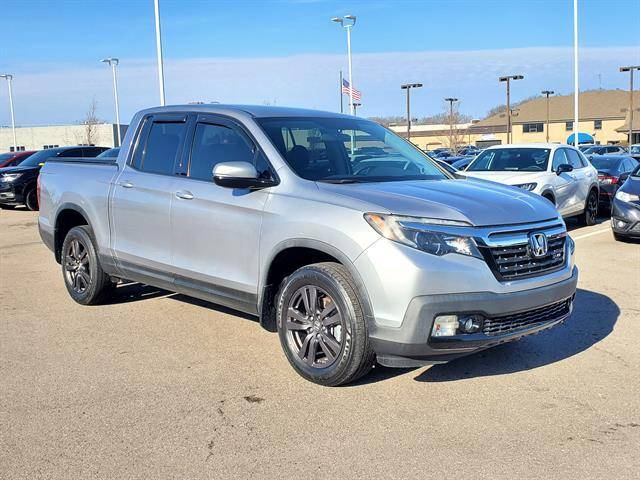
[583,146,606,155]
[633,164,640,177]
[590,157,622,170]
[256,117,448,183]
[466,148,550,172]
[19,149,62,167]
[631,145,640,154]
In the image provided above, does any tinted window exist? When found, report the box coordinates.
[590,157,621,170]
[188,123,255,181]
[59,148,85,158]
[565,149,583,169]
[552,149,568,171]
[83,147,108,157]
[141,122,186,175]
[467,148,550,172]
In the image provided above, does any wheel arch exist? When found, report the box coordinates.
[53,203,93,263]
[540,189,556,205]
[258,239,374,332]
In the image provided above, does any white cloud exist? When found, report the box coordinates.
[0,46,638,126]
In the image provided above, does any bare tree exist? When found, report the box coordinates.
[437,101,467,153]
[81,98,102,146]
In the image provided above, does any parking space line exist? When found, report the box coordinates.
[572,228,611,241]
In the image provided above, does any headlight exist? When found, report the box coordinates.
[364,213,482,259]
[1,173,23,182]
[514,182,537,191]
[615,190,639,202]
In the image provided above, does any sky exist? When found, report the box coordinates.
[0,0,639,126]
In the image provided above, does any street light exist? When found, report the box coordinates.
[352,102,361,116]
[620,65,640,146]
[0,74,17,151]
[401,83,423,143]
[153,0,166,106]
[332,14,356,115]
[498,74,524,144]
[101,58,121,146]
[444,97,458,152]
[541,90,555,142]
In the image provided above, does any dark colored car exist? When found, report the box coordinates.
[611,163,640,241]
[97,147,120,158]
[457,146,480,156]
[451,156,475,170]
[0,150,36,168]
[435,159,459,174]
[0,146,108,210]
[630,145,640,161]
[590,155,639,209]
[583,145,627,156]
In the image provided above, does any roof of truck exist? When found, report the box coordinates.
[138,104,356,119]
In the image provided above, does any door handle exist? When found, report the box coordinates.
[175,190,194,200]
[119,181,134,188]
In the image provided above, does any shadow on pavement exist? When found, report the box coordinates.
[108,282,175,304]
[564,215,609,232]
[414,288,619,383]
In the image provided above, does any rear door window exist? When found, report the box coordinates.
[140,121,187,175]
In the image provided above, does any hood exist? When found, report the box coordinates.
[463,170,543,185]
[0,165,39,174]
[317,178,558,227]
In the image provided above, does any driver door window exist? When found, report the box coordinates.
[187,123,255,181]
[552,149,568,171]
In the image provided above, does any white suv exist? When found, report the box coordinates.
[465,143,599,224]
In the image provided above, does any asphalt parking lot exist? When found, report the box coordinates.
[1,209,638,479]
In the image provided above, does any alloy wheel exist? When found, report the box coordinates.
[64,238,91,294]
[587,193,598,224]
[285,285,346,368]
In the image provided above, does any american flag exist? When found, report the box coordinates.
[341,79,362,101]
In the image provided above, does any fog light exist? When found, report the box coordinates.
[458,315,483,333]
[432,315,459,337]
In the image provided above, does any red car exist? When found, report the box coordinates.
[0,150,36,168]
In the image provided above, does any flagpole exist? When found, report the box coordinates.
[346,24,354,116]
[339,70,343,114]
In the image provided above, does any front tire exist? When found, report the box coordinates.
[580,190,598,226]
[61,225,114,305]
[276,262,374,386]
[25,188,38,211]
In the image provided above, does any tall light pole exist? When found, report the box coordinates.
[499,75,524,144]
[332,15,356,115]
[153,0,166,106]
[541,90,554,143]
[573,0,579,145]
[0,74,17,151]
[401,83,422,143]
[620,66,640,146]
[352,102,361,116]
[101,58,121,146]
[444,97,458,152]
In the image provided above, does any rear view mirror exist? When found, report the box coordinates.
[212,161,276,189]
[556,163,573,175]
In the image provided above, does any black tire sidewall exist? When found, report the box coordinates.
[61,226,104,305]
[276,265,363,385]
[25,189,38,211]
[583,191,598,226]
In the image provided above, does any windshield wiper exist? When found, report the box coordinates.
[319,178,365,184]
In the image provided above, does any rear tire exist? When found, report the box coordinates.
[61,225,114,305]
[580,190,598,226]
[276,262,375,386]
[25,188,38,211]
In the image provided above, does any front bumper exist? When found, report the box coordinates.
[0,182,22,205]
[370,267,578,366]
[611,197,640,237]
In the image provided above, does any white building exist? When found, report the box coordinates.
[0,123,128,152]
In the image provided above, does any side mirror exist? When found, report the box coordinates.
[213,161,275,189]
[556,163,573,175]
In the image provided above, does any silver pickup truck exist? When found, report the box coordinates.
[38,105,578,386]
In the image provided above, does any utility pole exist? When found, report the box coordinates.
[401,83,422,143]
[620,66,639,146]
[0,74,17,151]
[339,70,343,114]
[332,15,357,115]
[445,97,458,152]
[153,0,166,106]
[101,58,121,146]
[499,75,524,144]
[541,90,554,143]
[573,0,579,145]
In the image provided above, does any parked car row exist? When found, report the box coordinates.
[0,146,109,210]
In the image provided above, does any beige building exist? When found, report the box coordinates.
[391,90,639,150]
[0,123,127,153]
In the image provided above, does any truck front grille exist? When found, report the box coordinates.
[482,234,566,280]
[482,298,571,336]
